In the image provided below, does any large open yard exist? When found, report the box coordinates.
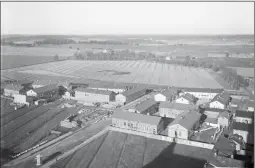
[4,60,223,88]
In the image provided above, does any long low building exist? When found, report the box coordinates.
[111,109,164,134]
[158,102,196,119]
[234,110,254,124]
[74,87,116,103]
[180,88,224,100]
[134,98,158,115]
[115,86,148,104]
[232,122,254,145]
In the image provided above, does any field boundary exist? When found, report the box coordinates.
[109,127,214,150]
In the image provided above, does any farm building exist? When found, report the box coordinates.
[217,111,232,128]
[234,110,253,124]
[111,109,164,134]
[68,83,89,90]
[88,83,126,94]
[175,93,198,105]
[167,111,201,139]
[158,102,196,119]
[13,94,34,106]
[26,84,59,99]
[209,92,231,109]
[203,108,228,119]
[232,122,254,144]
[2,83,23,97]
[74,87,115,103]
[181,88,224,100]
[115,86,148,104]
[154,89,178,102]
[134,98,158,115]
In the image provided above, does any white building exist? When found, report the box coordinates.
[154,89,178,102]
[209,92,231,110]
[175,93,198,105]
[234,110,253,124]
[13,94,33,106]
[115,87,147,104]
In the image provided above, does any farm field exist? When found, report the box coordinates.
[50,131,211,168]
[3,60,223,88]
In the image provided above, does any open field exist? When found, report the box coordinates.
[4,60,223,88]
[50,131,211,168]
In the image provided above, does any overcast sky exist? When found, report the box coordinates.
[1,2,254,35]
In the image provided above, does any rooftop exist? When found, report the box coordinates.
[33,84,58,94]
[157,89,178,97]
[207,152,245,167]
[179,93,198,104]
[217,111,231,119]
[159,102,196,111]
[75,87,114,95]
[121,86,147,97]
[214,136,236,154]
[235,110,254,119]
[168,111,201,130]
[2,83,23,91]
[112,109,162,125]
[135,98,157,113]
[182,88,224,93]
[232,122,254,133]
[205,108,227,113]
[211,92,231,105]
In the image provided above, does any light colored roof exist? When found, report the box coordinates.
[135,98,157,113]
[75,87,114,95]
[112,110,162,126]
[168,111,201,130]
[159,102,195,111]
[33,84,58,94]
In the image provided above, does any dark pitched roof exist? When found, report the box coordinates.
[214,136,236,154]
[158,89,178,97]
[211,92,230,105]
[179,93,197,104]
[75,87,114,95]
[232,122,254,132]
[168,111,201,130]
[182,88,224,93]
[33,84,58,94]
[17,79,33,85]
[135,98,157,113]
[235,110,254,118]
[112,110,162,125]
[205,108,227,113]
[121,86,147,97]
[159,102,195,111]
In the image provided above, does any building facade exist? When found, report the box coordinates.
[111,110,164,134]
[234,110,253,124]
[115,87,148,104]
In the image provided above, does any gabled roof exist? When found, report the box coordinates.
[159,102,195,111]
[121,86,147,97]
[210,92,230,105]
[217,111,230,119]
[33,84,58,94]
[182,88,224,93]
[135,98,157,113]
[178,93,198,104]
[214,136,236,154]
[112,110,162,125]
[75,87,114,95]
[168,111,201,130]
[157,89,178,98]
[232,122,254,132]
[235,110,254,118]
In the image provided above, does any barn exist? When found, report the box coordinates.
[204,108,227,119]
[111,109,164,134]
[158,102,196,119]
[234,110,253,124]
[232,122,254,145]
[74,87,115,103]
[26,84,59,99]
[115,86,148,104]
[209,92,231,109]
[88,83,126,94]
[154,89,178,102]
[134,98,158,115]
[167,111,201,139]
[175,93,198,105]
[181,88,224,100]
